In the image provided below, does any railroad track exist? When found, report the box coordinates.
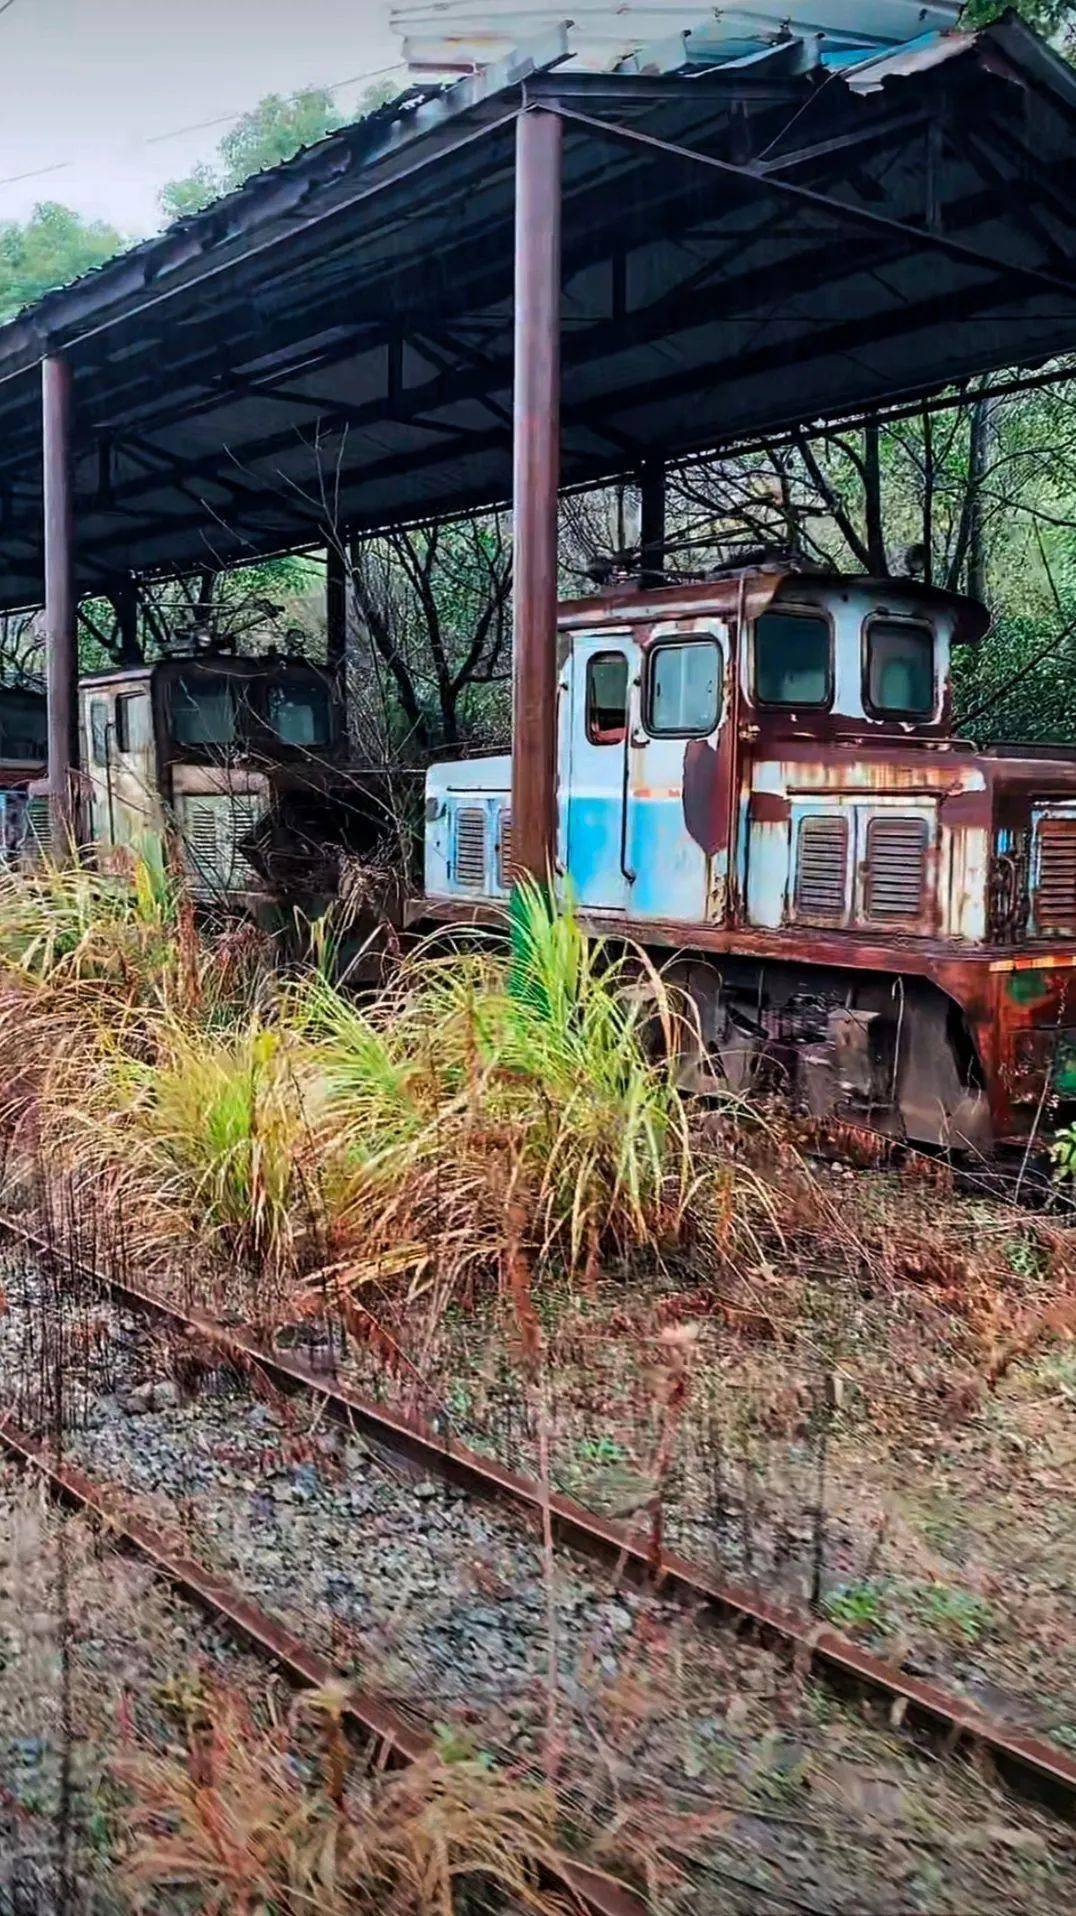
[0,1416,641,1916]
[2,1211,1075,1830]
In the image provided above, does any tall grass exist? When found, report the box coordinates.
[0,856,695,1318]
[291,883,693,1307]
[115,1683,566,1914]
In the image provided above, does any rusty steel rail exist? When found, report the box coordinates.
[0,1414,643,1916]
[5,1213,1076,1820]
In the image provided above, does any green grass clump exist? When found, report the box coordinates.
[102,1017,313,1277]
[6,865,693,1317]
[293,882,692,1300]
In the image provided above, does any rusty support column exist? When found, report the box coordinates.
[42,355,78,846]
[510,106,562,885]
[639,459,666,586]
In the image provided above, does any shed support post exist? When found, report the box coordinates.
[510,105,562,887]
[42,355,78,849]
[639,460,666,585]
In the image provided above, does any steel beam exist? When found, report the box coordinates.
[510,106,562,884]
[42,355,78,846]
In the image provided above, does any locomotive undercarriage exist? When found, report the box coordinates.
[660,956,991,1154]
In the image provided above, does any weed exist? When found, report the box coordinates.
[576,1433,627,1467]
[115,1683,568,1914]
[910,1582,993,1646]
[1006,1234,1048,1280]
[1051,1121,1076,1184]
[822,1580,890,1634]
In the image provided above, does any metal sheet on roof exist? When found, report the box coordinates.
[392,1,962,74]
[0,11,1072,610]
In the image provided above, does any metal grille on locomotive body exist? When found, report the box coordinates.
[795,815,848,920]
[1038,819,1076,931]
[455,807,487,888]
[865,816,928,921]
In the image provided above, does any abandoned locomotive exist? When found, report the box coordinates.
[422,567,1076,1152]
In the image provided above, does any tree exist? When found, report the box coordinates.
[961,0,1075,50]
[75,555,323,675]
[160,78,399,220]
[344,519,512,753]
[0,202,125,324]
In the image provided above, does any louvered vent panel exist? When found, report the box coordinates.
[227,798,261,885]
[181,804,219,896]
[865,816,928,921]
[455,806,487,888]
[23,796,51,864]
[498,811,512,891]
[186,805,218,872]
[794,815,847,920]
[1037,819,1076,929]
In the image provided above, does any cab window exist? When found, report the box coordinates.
[646,640,722,737]
[755,610,832,708]
[865,619,934,717]
[585,653,629,744]
[115,692,151,753]
[0,691,47,762]
[89,699,109,766]
[171,675,238,748]
[264,679,332,749]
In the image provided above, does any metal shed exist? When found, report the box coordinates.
[0,4,1074,863]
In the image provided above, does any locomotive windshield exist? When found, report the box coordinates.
[172,673,239,748]
[0,690,46,762]
[755,610,831,707]
[866,619,934,716]
[264,677,332,749]
[646,639,722,736]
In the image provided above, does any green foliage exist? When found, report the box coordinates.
[0,840,178,985]
[961,0,1075,47]
[159,79,398,221]
[107,1019,307,1271]
[1051,1120,1076,1184]
[0,201,126,323]
[161,89,342,218]
[822,1580,889,1632]
[913,1583,992,1646]
[823,1577,993,1646]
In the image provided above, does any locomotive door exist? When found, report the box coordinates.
[623,621,730,922]
[559,627,634,914]
[83,684,161,854]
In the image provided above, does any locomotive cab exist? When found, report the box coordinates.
[424,566,1076,1152]
[78,654,370,908]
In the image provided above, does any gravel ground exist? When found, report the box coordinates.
[0,1461,289,1915]
[4,1250,1076,1914]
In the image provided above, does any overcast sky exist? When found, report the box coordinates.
[0,0,402,234]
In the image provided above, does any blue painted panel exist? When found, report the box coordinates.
[626,791,709,919]
[565,792,626,906]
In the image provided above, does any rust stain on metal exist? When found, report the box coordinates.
[682,737,725,855]
[749,791,792,825]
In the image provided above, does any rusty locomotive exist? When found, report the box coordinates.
[421,566,1076,1153]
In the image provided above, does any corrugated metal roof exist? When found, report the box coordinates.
[0,10,1071,610]
[392,1,962,75]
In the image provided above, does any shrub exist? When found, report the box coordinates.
[114,1682,567,1915]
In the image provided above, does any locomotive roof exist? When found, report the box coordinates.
[558,568,991,644]
[79,654,328,689]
